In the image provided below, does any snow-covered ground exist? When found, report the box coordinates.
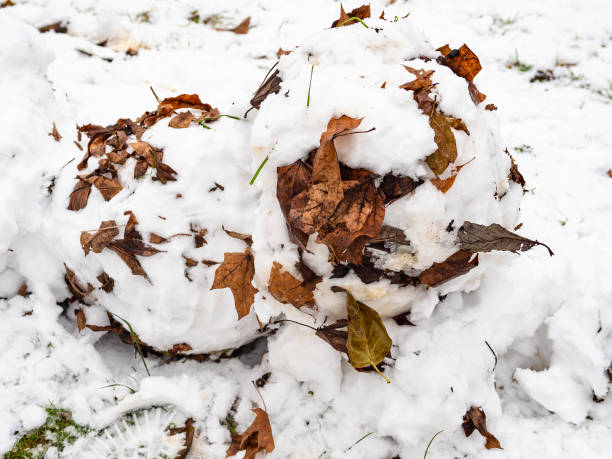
[1,0,612,458]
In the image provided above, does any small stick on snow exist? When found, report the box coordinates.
[485,340,497,372]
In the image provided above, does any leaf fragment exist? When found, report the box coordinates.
[418,250,479,287]
[64,264,93,300]
[222,226,253,247]
[216,16,250,34]
[331,4,371,28]
[225,408,275,459]
[431,158,474,193]
[462,406,502,450]
[80,220,119,255]
[268,261,317,308]
[97,272,115,293]
[458,221,553,256]
[315,320,349,355]
[346,291,392,382]
[211,250,258,320]
[49,122,62,142]
[249,67,282,112]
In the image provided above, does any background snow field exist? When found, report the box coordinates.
[1,0,612,458]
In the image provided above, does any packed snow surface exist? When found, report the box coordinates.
[1,0,612,458]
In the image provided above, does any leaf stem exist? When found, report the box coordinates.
[249,155,269,185]
[338,17,369,28]
[307,65,314,107]
[369,358,390,384]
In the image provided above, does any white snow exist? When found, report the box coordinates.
[1,0,611,458]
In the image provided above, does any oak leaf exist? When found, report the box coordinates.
[458,222,553,256]
[211,249,258,320]
[346,291,392,382]
[462,407,502,450]
[418,250,478,287]
[268,261,317,308]
[226,408,274,459]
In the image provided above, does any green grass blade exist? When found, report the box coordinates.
[249,155,269,185]
[338,17,369,28]
[424,430,444,459]
[99,383,137,394]
[111,313,151,376]
[307,65,314,107]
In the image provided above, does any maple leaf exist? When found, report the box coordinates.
[268,261,318,308]
[169,111,194,128]
[331,4,371,28]
[346,291,392,383]
[80,220,119,255]
[226,408,274,459]
[418,250,479,287]
[458,222,553,256]
[211,249,258,320]
[68,179,92,211]
[216,16,251,34]
[462,407,502,450]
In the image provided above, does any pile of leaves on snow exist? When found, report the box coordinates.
[58,5,555,457]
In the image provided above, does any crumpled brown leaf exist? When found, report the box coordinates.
[268,261,318,309]
[216,16,251,34]
[97,272,114,293]
[80,220,119,255]
[462,406,502,450]
[315,319,348,355]
[226,408,275,459]
[505,149,526,190]
[331,4,371,28]
[276,159,312,249]
[84,175,122,201]
[458,221,553,256]
[248,67,282,114]
[418,250,479,287]
[380,173,422,204]
[68,179,92,211]
[211,249,258,320]
[137,94,216,128]
[437,44,486,105]
[64,264,93,300]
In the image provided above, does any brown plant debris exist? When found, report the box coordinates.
[268,261,319,309]
[458,221,554,256]
[216,16,251,34]
[49,122,62,142]
[225,408,275,459]
[418,250,479,287]
[331,4,371,28]
[248,64,282,114]
[462,406,502,450]
[211,249,258,320]
[437,44,487,105]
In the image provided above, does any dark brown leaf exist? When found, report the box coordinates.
[458,222,553,256]
[225,408,275,459]
[316,324,349,355]
[38,21,68,33]
[109,242,149,279]
[85,175,122,201]
[68,179,92,211]
[505,149,526,189]
[171,418,195,459]
[249,68,282,111]
[268,261,317,308]
[437,44,482,82]
[64,264,94,299]
[380,173,422,204]
[485,103,498,111]
[134,159,148,178]
[149,233,167,244]
[97,272,114,293]
[418,250,479,287]
[369,225,410,246]
[216,16,250,34]
[462,406,502,450]
[80,220,119,255]
[276,159,312,249]
[155,163,178,184]
[211,249,258,320]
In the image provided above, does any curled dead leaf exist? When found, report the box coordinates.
[225,408,274,458]
[462,406,502,450]
[331,4,371,28]
[169,111,194,128]
[80,220,119,255]
[211,249,258,320]
[68,179,92,211]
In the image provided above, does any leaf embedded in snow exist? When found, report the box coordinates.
[211,249,258,320]
[276,159,312,249]
[505,149,526,189]
[80,220,119,255]
[268,261,318,309]
[155,162,178,184]
[216,16,251,34]
[85,175,122,201]
[169,111,194,128]
[462,406,502,450]
[222,226,253,247]
[457,221,553,256]
[75,308,86,332]
[68,179,92,211]
[137,94,216,128]
[431,158,474,193]
[225,408,275,459]
[418,250,479,287]
[426,110,459,176]
[108,241,149,280]
[64,264,93,300]
[97,272,114,292]
[380,173,422,204]
[346,291,392,382]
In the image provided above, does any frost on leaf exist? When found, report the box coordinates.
[458,221,553,256]
[268,261,318,309]
[462,406,502,450]
[331,4,371,28]
[226,408,274,459]
[211,249,258,320]
[418,250,479,287]
[346,291,392,382]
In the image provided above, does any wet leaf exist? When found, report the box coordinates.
[458,222,553,256]
[426,110,459,175]
[331,4,371,28]
[80,220,119,255]
[216,16,250,34]
[68,179,92,211]
[97,272,114,293]
[346,291,392,382]
[49,122,62,142]
[418,250,478,287]
[225,408,274,459]
[211,249,258,320]
[462,407,502,450]
[268,261,317,308]
[169,111,194,128]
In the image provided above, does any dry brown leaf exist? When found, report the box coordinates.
[134,159,148,178]
[331,4,371,28]
[97,272,114,293]
[268,261,317,308]
[426,110,459,176]
[277,48,291,59]
[216,16,250,34]
[109,242,149,279]
[49,122,62,142]
[149,233,168,244]
[155,162,178,184]
[68,179,92,211]
[462,406,503,450]
[315,320,349,355]
[124,210,141,240]
[170,418,195,459]
[222,226,253,247]
[276,159,312,249]
[505,149,526,189]
[17,283,29,297]
[169,111,194,128]
[111,238,162,257]
[75,308,86,332]
[211,249,258,320]
[38,21,68,33]
[138,94,215,128]
[226,408,274,459]
[80,220,119,255]
[485,103,498,111]
[458,221,553,256]
[85,175,122,201]
[107,150,128,164]
[64,264,94,300]
[437,44,482,82]
[194,231,207,248]
[184,256,198,267]
[249,68,282,112]
[418,250,479,287]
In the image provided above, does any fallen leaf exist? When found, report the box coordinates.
[276,159,312,249]
[380,173,422,204]
[49,122,62,142]
[150,233,167,244]
[331,4,371,28]
[75,308,86,332]
[195,230,207,248]
[80,220,119,255]
[111,238,162,257]
[431,158,474,193]
[315,320,349,355]
[85,175,122,201]
[418,250,479,287]
[138,94,215,128]
[222,226,253,247]
[38,21,68,33]
[485,103,497,111]
[1,1,16,8]
[211,249,258,320]
[64,264,94,300]
[68,179,92,211]
[268,261,317,308]
[97,272,114,293]
[249,68,282,112]
[437,44,482,82]
[277,48,291,58]
[505,149,526,189]
[462,406,502,450]
[346,291,392,382]
[107,150,128,164]
[426,110,459,175]
[17,283,29,297]
[123,210,142,240]
[109,242,149,279]
[458,221,553,256]
[169,111,194,128]
[225,408,275,459]
[216,16,250,34]
[155,162,178,184]
[184,256,198,267]
[369,225,410,246]
[170,418,195,459]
